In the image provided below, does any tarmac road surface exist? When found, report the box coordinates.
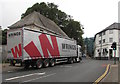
[2,58,112,83]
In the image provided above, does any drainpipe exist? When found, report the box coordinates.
[101,33,102,60]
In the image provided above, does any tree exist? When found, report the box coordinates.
[84,37,94,57]
[22,2,84,48]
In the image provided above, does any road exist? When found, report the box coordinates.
[2,58,112,83]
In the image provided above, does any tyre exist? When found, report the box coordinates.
[24,63,30,69]
[73,58,77,63]
[68,58,73,64]
[31,62,35,68]
[36,59,43,69]
[49,59,55,67]
[20,62,23,66]
[12,63,15,66]
[43,59,49,68]
[10,60,15,66]
[76,57,80,63]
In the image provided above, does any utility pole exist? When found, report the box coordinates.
[114,49,116,64]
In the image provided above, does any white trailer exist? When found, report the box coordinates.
[7,27,82,68]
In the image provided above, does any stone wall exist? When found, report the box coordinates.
[1,45,7,62]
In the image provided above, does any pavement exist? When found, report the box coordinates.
[100,61,119,83]
[1,63,23,73]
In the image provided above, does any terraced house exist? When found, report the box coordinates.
[94,23,120,60]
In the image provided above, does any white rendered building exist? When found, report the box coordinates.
[94,23,120,59]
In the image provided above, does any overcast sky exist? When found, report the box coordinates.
[0,0,119,38]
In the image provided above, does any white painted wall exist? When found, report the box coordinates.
[94,29,120,58]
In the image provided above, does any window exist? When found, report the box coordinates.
[99,33,102,37]
[99,40,101,44]
[109,30,113,34]
[103,39,105,43]
[103,48,108,55]
[103,31,106,35]
[109,38,113,42]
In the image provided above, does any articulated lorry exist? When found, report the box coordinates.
[7,27,82,69]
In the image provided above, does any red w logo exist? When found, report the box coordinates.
[11,44,22,58]
[39,34,60,58]
[24,34,60,58]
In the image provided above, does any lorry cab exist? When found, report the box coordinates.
[77,45,82,62]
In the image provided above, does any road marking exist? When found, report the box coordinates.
[8,71,13,73]
[57,65,72,68]
[5,72,45,81]
[101,64,107,67]
[24,73,56,82]
[94,64,110,84]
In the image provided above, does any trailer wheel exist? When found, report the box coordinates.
[43,59,49,68]
[50,59,55,67]
[31,62,35,68]
[24,63,30,69]
[36,59,43,69]
[20,62,23,67]
[68,58,73,64]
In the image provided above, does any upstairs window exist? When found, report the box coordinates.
[109,38,113,43]
[109,30,113,34]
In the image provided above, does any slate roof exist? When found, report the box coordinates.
[95,23,120,35]
[94,23,120,40]
[8,11,68,38]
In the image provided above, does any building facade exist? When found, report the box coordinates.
[94,23,120,59]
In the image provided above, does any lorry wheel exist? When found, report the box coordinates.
[49,59,55,67]
[73,58,77,63]
[10,60,15,66]
[68,58,73,64]
[43,59,49,68]
[76,58,80,63]
[36,59,43,69]
[31,62,35,68]
[20,62,23,66]
[24,63,30,69]
[12,63,15,66]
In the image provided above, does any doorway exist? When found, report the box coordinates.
[109,49,112,59]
